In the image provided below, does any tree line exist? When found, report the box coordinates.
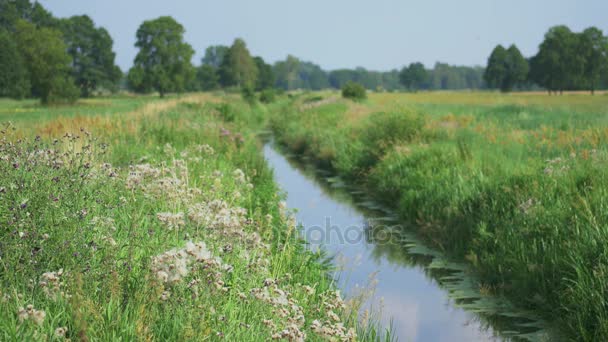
[0,0,121,103]
[484,25,608,94]
[1,1,607,104]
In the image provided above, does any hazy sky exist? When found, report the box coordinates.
[38,0,608,72]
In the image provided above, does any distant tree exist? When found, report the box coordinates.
[579,27,608,94]
[129,16,195,97]
[529,26,584,94]
[219,38,258,88]
[14,20,78,104]
[484,45,528,92]
[273,55,300,90]
[253,56,274,90]
[0,29,30,98]
[484,45,508,90]
[196,64,219,91]
[0,0,57,31]
[60,15,121,97]
[341,81,366,101]
[202,45,229,68]
[400,62,428,91]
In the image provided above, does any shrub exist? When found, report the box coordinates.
[341,82,366,101]
[241,84,256,104]
[259,88,276,103]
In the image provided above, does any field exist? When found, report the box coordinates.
[270,91,608,341]
[3,90,608,341]
[0,94,372,341]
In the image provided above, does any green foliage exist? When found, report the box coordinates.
[530,25,585,93]
[219,38,258,88]
[580,27,608,94]
[253,56,274,91]
[59,15,121,97]
[341,81,366,101]
[259,88,276,103]
[14,20,78,104]
[129,16,195,97]
[484,44,529,92]
[240,84,257,104]
[0,29,30,98]
[201,45,228,68]
[196,64,219,91]
[399,62,429,91]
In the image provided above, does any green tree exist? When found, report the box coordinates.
[530,25,584,94]
[196,64,219,91]
[273,55,300,90]
[60,15,121,97]
[0,0,57,31]
[400,62,429,91]
[254,56,274,90]
[219,38,257,88]
[202,45,229,68]
[0,29,30,98]
[484,45,508,90]
[503,45,529,92]
[14,20,78,104]
[579,27,608,94]
[129,16,195,97]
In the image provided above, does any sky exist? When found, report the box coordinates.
[38,0,608,72]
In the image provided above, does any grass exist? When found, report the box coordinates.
[270,91,608,341]
[0,94,383,341]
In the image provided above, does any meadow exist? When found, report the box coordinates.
[270,91,608,341]
[0,94,374,341]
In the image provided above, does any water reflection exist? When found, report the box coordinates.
[263,142,552,342]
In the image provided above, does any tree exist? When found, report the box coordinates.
[341,81,366,101]
[218,38,257,88]
[503,45,529,92]
[202,45,229,68]
[484,44,528,92]
[0,0,57,31]
[484,45,508,90]
[400,62,429,91]
[60,15,121,97]
[129,16,195,97]
[579,27,608,94]
[273,55,300,90]
[529,26,584,94]
[14,20,78,104]
[0,29,30,98]
[254,56,274,90]
[196,64,219,91]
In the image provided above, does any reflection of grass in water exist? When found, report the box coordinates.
[273,142,553,341]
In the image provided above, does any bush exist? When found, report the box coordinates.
[241,84,256,104]
[341,82,367,101]
[259,88,276,103]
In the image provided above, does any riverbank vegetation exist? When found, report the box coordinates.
[270,91,608,341]
[0,94,379,341]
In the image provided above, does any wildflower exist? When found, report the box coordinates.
[156,212,185,230]
[233,169,246,184]
[31,308,46,325]
[160,291,171,301]
[55,327,68,338]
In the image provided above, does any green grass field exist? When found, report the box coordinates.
[270,91,608,341]
[0,94,376,341]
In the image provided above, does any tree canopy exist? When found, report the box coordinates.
[219,38,258,88]
[400,62,429,91]
[0,29,30,98]
[484,44,528,92]
[129,16,195,97]
[15,20,78,104]
[60,15,121,97]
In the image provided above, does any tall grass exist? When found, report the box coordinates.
[270,91,608,340]
[0,95,375,341]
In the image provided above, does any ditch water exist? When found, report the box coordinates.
[263,142,553,342]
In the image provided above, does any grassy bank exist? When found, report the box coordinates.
[270,91,608,340]
[0,95,369,341]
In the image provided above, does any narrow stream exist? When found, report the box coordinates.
[263,142,551,342]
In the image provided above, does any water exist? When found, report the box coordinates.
[263,142,551,342]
